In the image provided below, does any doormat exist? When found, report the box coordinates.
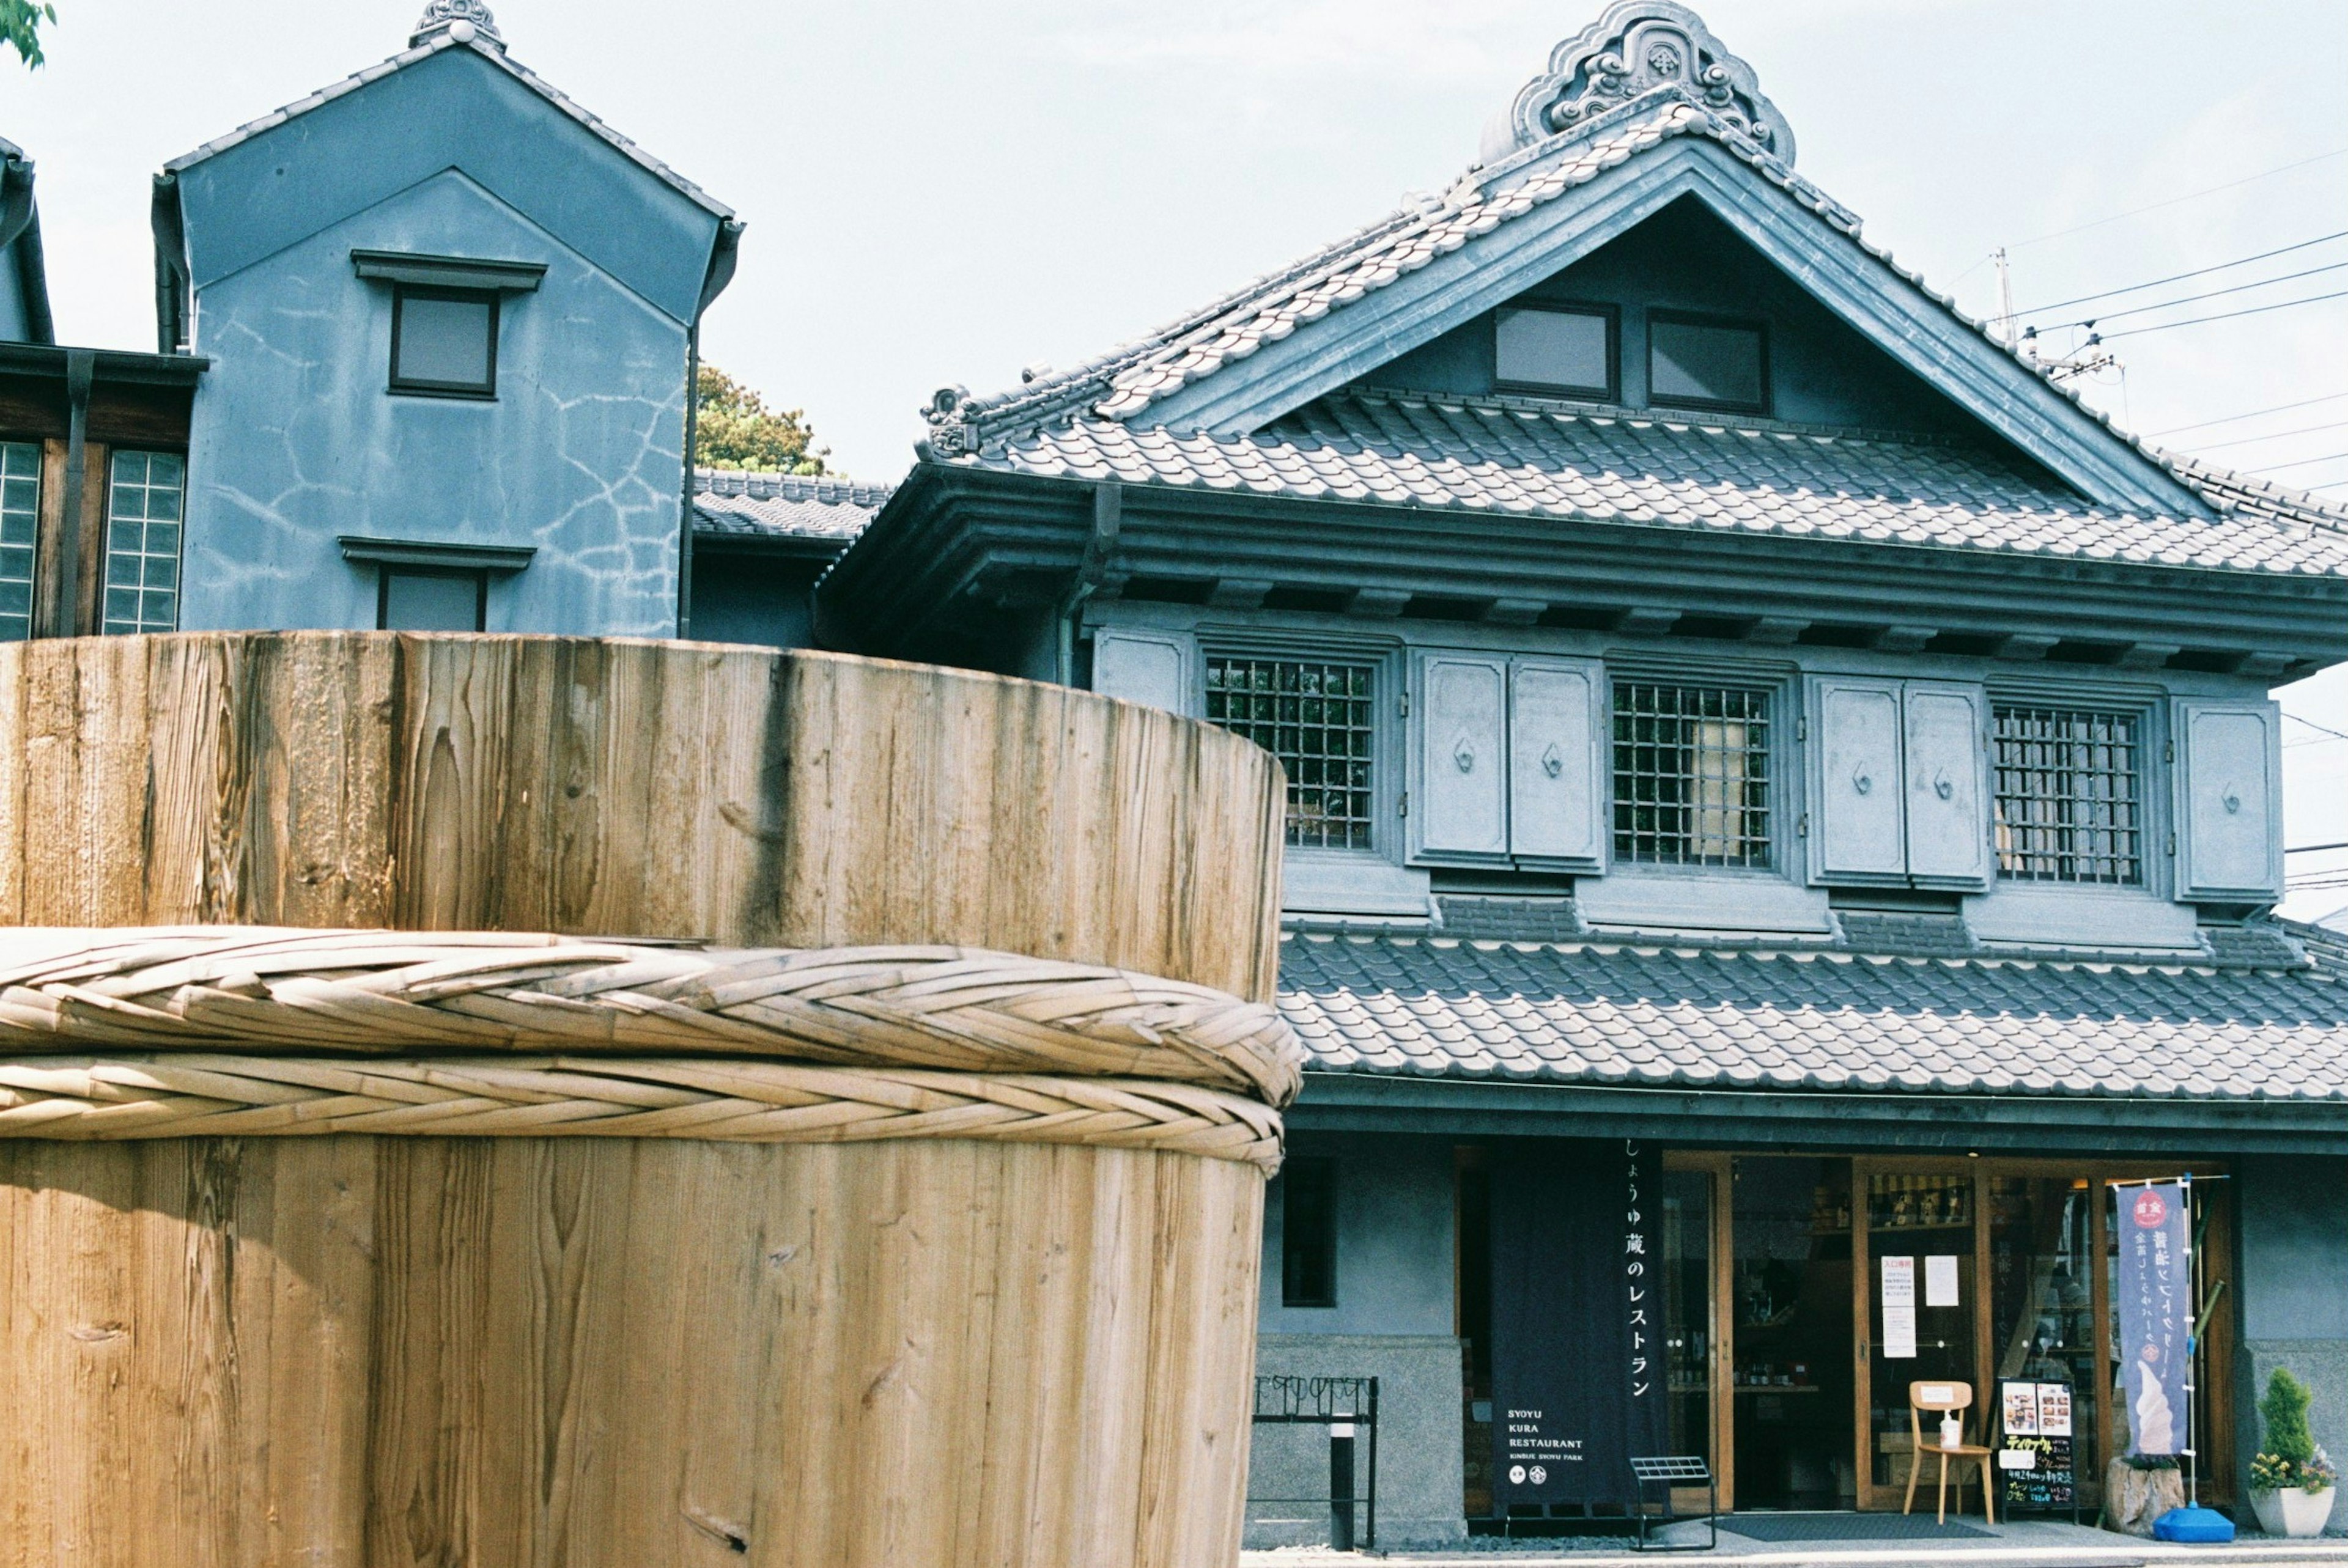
[1723,1512,1995,1542]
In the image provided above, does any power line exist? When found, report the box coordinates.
[2099,287,2348,340]
[2189,418,2348,453]
[2151,391,2348,437]
[2015,230,2348,316]
[2009,147,2348,249]
[2031,260,2348,333]
[2248,448,2348,474]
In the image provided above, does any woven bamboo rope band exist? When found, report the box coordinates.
[0,929,1303,1170]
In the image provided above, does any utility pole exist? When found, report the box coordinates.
[1993,247,2018,351]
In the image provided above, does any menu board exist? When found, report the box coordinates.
[1996,1379,2076,1511]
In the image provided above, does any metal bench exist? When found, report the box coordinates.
[1630,1455,1718,1551]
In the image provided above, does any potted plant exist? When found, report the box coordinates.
[2250,1368,2339,1539]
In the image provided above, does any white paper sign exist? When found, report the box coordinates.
[1925,1254,1960,1308]
[1885,1305,1918,1359]
[1999,1449,2036,1471]
[1881,1255,1916,1306]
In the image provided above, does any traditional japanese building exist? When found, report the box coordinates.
[819,2,2348,1543]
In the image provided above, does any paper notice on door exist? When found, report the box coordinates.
[1881,1255,1915,1307]
[1925,1254,1960,1307]
[1884,1305,1918,1359]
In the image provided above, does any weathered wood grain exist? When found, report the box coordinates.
[0,635,1281,1001]
[0,633,1285,1567]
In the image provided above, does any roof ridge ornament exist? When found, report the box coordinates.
[1485,1,1792,166]
[410,0,504,51]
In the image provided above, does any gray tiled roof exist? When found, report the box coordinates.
[162,30,733,219]
[925,86,2348,561]
[1280,926,2348,1101]
[692,469,890,543]
[962,389,2348,579]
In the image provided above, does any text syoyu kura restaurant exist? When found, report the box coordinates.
[1255,919,2348,1547]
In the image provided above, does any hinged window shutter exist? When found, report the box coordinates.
[1807,676,1907,883]
[1089,628,1194,713]
[1508,658,1605,869]
[2172,698,2283,900]
[1902,682,1991,889]
[1412,651,1509,861]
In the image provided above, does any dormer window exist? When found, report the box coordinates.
[391,285,500,399]
[1495,304,1617,400]
[1648,312,1768,415]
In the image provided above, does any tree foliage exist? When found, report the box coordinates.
[2262,1367,2317,1465]
[2,0,56,68]
[694,364,828,476]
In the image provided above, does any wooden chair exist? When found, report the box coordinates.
[1902,1380,1996,1526]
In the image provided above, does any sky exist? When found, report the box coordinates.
[7,0,2347,916]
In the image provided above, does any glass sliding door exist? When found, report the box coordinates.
[1660,1157,1726,1509]
[1988,1176,2100,1508]
[1857,1165,1982,1511]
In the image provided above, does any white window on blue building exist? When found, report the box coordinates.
[1992,705,2144,885]
[1613,680,1774,867]
[102,450,185,636]
[0,442,38,641]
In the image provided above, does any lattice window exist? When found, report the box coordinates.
[0,442,37,642]
[1993,705,2143,885]
[1205,656,1377,851]
[1612,681,1773,866]
[102,451,185,636]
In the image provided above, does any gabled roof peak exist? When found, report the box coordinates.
[411,0,504,51]
[1482,1,1792,167]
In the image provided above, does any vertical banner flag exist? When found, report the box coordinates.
[1487,1139,1666,1508]
[2115,1182,2190,1456]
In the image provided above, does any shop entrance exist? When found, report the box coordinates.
[1656,1154,2233,1515]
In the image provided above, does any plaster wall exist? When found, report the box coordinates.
[687,549,822,649]
[1249,1136,1465,1547]
[2235,1155,2348,1530]
[180,172,688,636]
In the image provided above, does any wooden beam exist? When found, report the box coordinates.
[1871,625,1939,652]
[1745,616,1809,644]
[1485,597,1548,626]
[1349,586,1412,617]
[2114,642,2182,670]
[1617,606,1682,636]
[1992,633,2058,661]
[1206,578,1272,609]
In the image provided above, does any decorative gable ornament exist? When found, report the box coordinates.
[1484,0,1792,166]
[410,0,505,51]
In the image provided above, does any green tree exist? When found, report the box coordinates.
[3,0,56,67]
[2262,1367,2317,1465]
[694,364,829,476]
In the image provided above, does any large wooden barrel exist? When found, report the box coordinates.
[0,633,1292,1567]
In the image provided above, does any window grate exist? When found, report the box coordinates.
[0,442,38,642]
[102,451,185,636]
[1612,681,1773,866]
[1205,656,1377,851]
[1993,705,2143,885]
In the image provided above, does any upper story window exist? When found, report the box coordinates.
[102,451,185,635]
[1613,680,1773,867]
[1495,304,1617,400]
[1205,654,1377,851]
[391,285,499,398]
[1993,705,2144,886]
[0,441,39,641]
[1648,312,1768,415]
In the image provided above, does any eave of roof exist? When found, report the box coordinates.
[691,468,890,550]
[160,31,733,221]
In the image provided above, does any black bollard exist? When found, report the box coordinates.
[1331,1420,1356,1551]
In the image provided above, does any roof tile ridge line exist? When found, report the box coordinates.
[160,34,733,220]
[2157,450,2348,533]
[958,95,1760,443]
[1327,385,2004,452]
[163,35,452,171]
[950,207,1433,430]
[692,467,895,504]
[942,100,1714,436]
